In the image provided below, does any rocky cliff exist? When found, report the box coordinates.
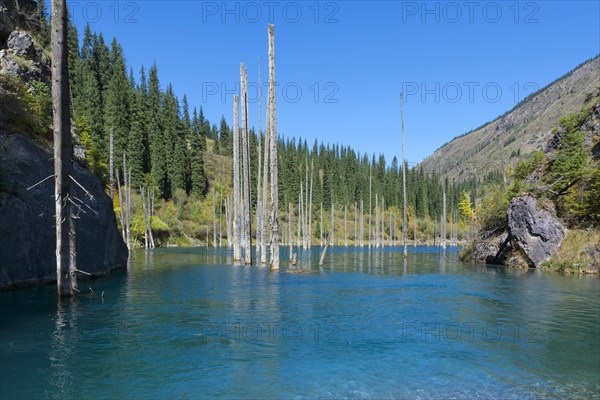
[0,133,128,288]
[0,0,128,288]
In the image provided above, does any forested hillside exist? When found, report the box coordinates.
[10,4,475,247]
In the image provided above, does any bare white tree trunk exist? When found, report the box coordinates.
[52,0,77,297]
[401,92,408,256]
[116,169,125,242]
[308,158,313,249]
[241,64,252,264]
[375,193,379,248]
[141,187,148,248]
[369,166,372,248]
[232,95,241,260]
[441,190,447,249]
[256,57,263,259]
[360,199,364,247]
[320,203,323,246]
[260,78,270,265]
[297,191,302,248]
[344,204,348,247]
[354,202,357,247]
[330,204,334,246]
[382,197,385,247]
[219,193,223,247]
[149,188,155,248]
[123,154,131,250]
[300,182,305,249]
[268,24,279,269]
[109,127,114,199]
[213,189,217,247]
[225,196,232,248]
[288,202,293,256]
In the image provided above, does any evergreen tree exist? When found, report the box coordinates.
[103,38,130,171]
[148,63,169,198]
[190,133,208,197]
[37,0,50,47]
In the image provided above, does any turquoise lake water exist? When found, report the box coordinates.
[1,246,599,399]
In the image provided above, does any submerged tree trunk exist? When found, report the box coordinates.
[330,204,334,246]
[241,64,252,264]
[360,199,364,247]
[308,159,313,249]
[369,166,372,248]
[320,203,323,246]
[401,92,408,256]
[213,189,217,247]
[256,57,263,259]
[354,202,357,247]
[141,187,148,248]
[232,95,241,261]
[375,194,379,248]
[261,70,270,265]
[109,127,114,199]
[268,24,280,269]
[52,0,77,297]
[441,190,447,249]
[344,204,347,247]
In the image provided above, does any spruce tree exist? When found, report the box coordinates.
[190,133,208,197]
[103,38,130,172]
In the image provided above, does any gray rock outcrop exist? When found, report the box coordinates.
[7,30,34,56]
[507,195,565,267]
[0,133,128,288]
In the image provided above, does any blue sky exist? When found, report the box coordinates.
[70,1,600,164]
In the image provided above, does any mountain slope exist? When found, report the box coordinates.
[421,56,600,181]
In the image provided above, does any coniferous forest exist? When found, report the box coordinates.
[56,16,489,247]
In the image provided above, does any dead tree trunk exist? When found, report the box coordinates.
[288,202,293,256]
[320,203,323,246]
[441,190,447,249]
[369,166,372,248]
[260,82,270,265]
[123,153,131,250]
[52,0,77,297]
[116,169,125,242]
[141,187,148,248]
[109,127,114,199]
[219,193,223,247]
[381,197,385,247]
[268,24,280,269]
[225,196,232,248]
[360,198,364,247]
[241,64,252,264]
[256,57,262,259]
[401,92,408,256]
[300,181,305,249]
[375,193,379,248]
[297,191,302,248]
[213,189,217,247]
[148,188,155,248]
[308,158,313,249]
[354,202,357,246]
[232,95,241,260]
[330,203,334,245]
[344,204,348,247]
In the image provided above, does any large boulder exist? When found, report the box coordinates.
[7,30,34,56]
[507,195,565,267]
[0,133,128,288]
[0,0,37,49]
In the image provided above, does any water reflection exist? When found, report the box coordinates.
[1,246,598,399]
